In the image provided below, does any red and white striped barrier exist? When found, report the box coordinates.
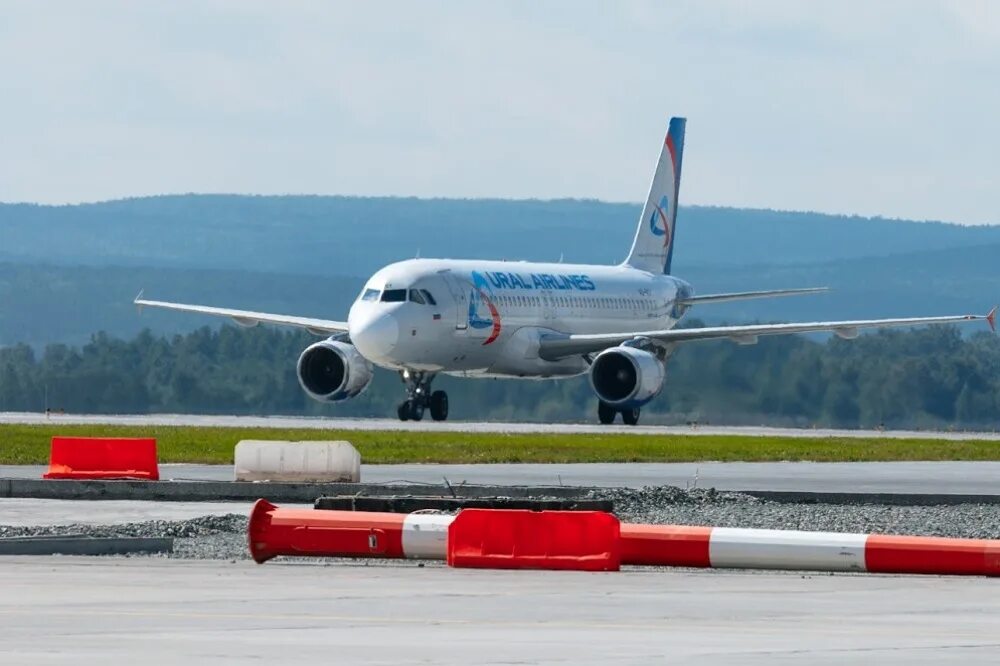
[248,499,451,563]
[249,502,1000,576]
[621,524,1000,576]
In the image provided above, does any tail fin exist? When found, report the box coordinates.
[624,117,686,274]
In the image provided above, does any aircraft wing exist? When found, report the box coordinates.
[679,287,828,305]
[134,295,348,335]
[538,308,997,361]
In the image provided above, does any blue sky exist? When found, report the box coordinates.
[2,1,998,224]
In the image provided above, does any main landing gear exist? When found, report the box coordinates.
[397,370,449,422]
[597,400,640,426]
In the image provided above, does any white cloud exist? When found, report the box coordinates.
[0,0,997,224]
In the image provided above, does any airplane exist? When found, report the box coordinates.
[135,117,997,425]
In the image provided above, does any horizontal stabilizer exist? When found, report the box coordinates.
[680,287,828,305]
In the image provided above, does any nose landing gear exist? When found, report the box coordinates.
[397,371,449,422]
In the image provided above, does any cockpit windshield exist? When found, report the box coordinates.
[363,286,438,305]
[380,289,407,302]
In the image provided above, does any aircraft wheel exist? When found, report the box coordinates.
[397,402,411,421]
[597,401,616,425]
[408,401,425,422]
[430,390,449,421]
[621,407,640,426]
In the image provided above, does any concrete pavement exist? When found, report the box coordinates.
[0,557,997,665]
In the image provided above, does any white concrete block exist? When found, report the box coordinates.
[234,440,361,483]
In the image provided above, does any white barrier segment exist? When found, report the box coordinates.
[234,440,361,482]
[401,514,454,559]
[709,527,868,572]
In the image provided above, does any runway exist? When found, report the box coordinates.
[0,557,997,665]
[4,460,999,494]
[3,411,1000,440]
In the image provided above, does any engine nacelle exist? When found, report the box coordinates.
[296,339,374,403]
[589,345,665,408]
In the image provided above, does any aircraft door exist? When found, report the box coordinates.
[541,290,555,322]
[438,270,469,332]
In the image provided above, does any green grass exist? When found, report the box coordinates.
[0,423,998,465]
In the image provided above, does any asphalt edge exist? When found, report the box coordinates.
[3,478,999,506]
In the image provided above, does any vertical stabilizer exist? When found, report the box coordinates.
[624,117,686,274]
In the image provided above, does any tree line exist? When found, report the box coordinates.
[0,324,997,429]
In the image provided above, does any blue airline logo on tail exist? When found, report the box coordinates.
[649,194,671,250]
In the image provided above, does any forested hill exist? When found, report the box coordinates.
[3,195,999,276]
[2,324,997,429]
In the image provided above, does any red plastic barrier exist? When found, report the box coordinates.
[447,509,620,571]
[865,534,1000,577]
[619,523,713,567]
[43,436,159,480]
[249,499,405,563]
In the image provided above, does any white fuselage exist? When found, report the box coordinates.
[347,259,692,378]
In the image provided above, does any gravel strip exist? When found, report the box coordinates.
[0,515,250,560]
[2,487,998,560]
[598,487,1000,540]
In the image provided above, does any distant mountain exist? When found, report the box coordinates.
[3,240,997,347]
[3,195,998,346]
[683,241,1000,324]
[0,263,362,347]
[4,196,1000,277]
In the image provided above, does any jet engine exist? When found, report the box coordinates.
[296,339,374,402]
[589,345,665,408]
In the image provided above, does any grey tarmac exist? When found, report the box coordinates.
[3,411,1000,439]
[0,497,264,527]
[6,460,1000,494]
[0,557,997,666]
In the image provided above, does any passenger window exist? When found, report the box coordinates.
[408,289,425,304]
[381,289,406,302]
[420,289,437,306]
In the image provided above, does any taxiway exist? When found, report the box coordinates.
[0,557,996,665]
[3,411,1000,440]
[4,460,999,494]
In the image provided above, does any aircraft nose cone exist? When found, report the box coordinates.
[351,313,399,361]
